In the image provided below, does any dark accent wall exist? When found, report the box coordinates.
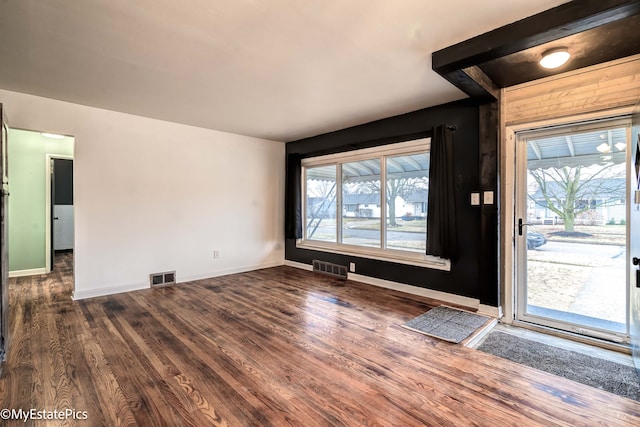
[478,103,499,306]
[286,99,498,304]
[54,159,73,205]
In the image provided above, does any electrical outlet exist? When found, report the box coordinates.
[213,250,220,259]
[349,262,356,272]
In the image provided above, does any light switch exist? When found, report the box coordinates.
[471,192,480,206]
[484,191,494,205]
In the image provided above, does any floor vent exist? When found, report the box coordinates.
[150,270,176,287]
[312,260,348,280]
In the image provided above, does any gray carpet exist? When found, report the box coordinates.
[402,306,489,344]
[477,331,640,401]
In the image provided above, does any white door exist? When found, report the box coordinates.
[515,118,631,343]
[53,205,74,250]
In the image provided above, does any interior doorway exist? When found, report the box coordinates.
[46,155,74,273]
[514,117,631,343]
[7,129,74,294]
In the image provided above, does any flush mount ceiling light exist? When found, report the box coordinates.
[596,142,611,153]
[41,132,65,139]
[539,48,571,69]
[615,142,626,151]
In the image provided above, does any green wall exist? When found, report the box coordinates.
[8,129,74,272]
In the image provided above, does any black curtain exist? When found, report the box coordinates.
[285,153,302,239]
[426,125,458,260]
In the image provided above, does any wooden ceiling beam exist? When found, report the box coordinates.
[433,0,640,75]
[432,0,640,98]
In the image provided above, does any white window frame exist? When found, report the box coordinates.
[298,138,451,271]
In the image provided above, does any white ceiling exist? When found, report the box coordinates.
[0,0,567,141]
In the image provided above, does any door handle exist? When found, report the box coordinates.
[54,217,59,220]
[518,218,532,236]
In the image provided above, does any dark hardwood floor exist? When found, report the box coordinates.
[1,254,640,426]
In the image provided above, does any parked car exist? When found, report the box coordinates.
[401,213,415,221]
[527,230,547,250]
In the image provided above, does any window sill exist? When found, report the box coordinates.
[296,240,451,271]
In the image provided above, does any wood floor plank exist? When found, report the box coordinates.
[1,254,640,426]
[126,290,315,426]
[178,278,441,425]
[68,305,137,427]
[82,301,192,427]
[187,275,550,426]
[138,282,400,426]
[102,303,229,427]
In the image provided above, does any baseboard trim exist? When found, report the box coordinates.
[284,260,313,271]
[9,268,46,278]
[478,304,502,318]
[73,282,149,300]
[73,260,285,300]
[179,260,285,283]
[347,272,479,310]
[284,260,480,309]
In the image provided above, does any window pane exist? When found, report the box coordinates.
[385,153,429,252]
[306,165,337,242]
[342,159,381,247]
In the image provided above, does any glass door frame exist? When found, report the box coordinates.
[514,117,632,344]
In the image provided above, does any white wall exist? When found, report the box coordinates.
[0,89,285,298]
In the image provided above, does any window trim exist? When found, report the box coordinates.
[298,138,451,271]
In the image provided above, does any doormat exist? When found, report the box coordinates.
[402,306,490,344]
[477,331,640,401]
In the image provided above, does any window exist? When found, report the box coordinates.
[305,165,336,242]
[299,139,449,270]
[342,159,381,247]
[386,153,428,252]
[576,199,598,210]
[575,199,588,210]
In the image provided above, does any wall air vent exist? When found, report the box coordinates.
[150,270,176,287]
[312,260,348,280]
